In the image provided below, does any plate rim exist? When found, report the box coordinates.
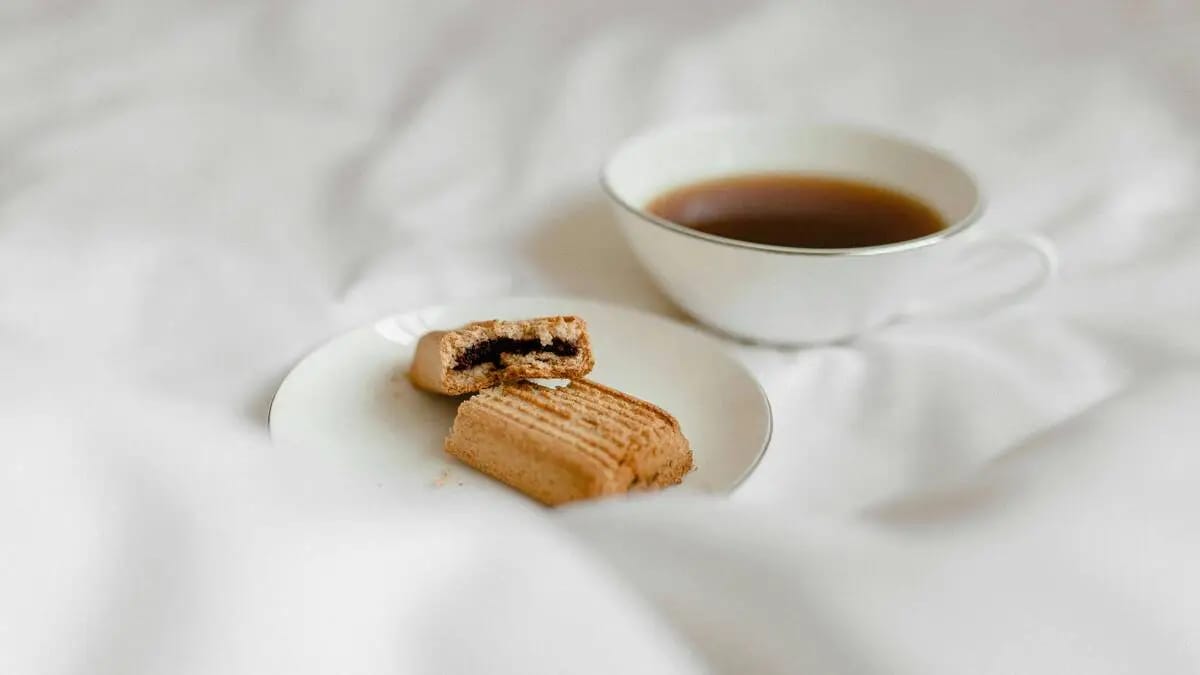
[267,295,773,493]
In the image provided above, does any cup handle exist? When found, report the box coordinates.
[901,232,1060,320]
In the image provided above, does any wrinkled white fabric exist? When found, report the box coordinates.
[1,1,1198,673]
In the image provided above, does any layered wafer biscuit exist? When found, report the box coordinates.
[408,316,594,395]
[444,379,692,506]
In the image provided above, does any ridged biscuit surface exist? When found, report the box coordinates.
[444,379,692,505]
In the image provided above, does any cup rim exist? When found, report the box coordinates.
[600,118,986,257]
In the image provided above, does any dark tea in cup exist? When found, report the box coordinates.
[645,173,946,249]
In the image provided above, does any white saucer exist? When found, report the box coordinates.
[269,297,772,501]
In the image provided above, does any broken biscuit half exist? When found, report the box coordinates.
[408,316,594,395]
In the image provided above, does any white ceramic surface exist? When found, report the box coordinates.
[269,297,772,501]
[603,118,1058,344]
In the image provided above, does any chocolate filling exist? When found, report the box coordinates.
[453,337,578,370]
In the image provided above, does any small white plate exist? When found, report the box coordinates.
[269,297,772,501]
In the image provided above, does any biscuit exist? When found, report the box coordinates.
[408,316,594,395]
[444,379,692,505]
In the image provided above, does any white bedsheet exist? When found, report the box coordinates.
[2,1,1198,673]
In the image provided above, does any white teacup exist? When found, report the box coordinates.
[602,118,1058,345]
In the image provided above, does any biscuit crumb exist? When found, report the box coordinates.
[433,468,450,488]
